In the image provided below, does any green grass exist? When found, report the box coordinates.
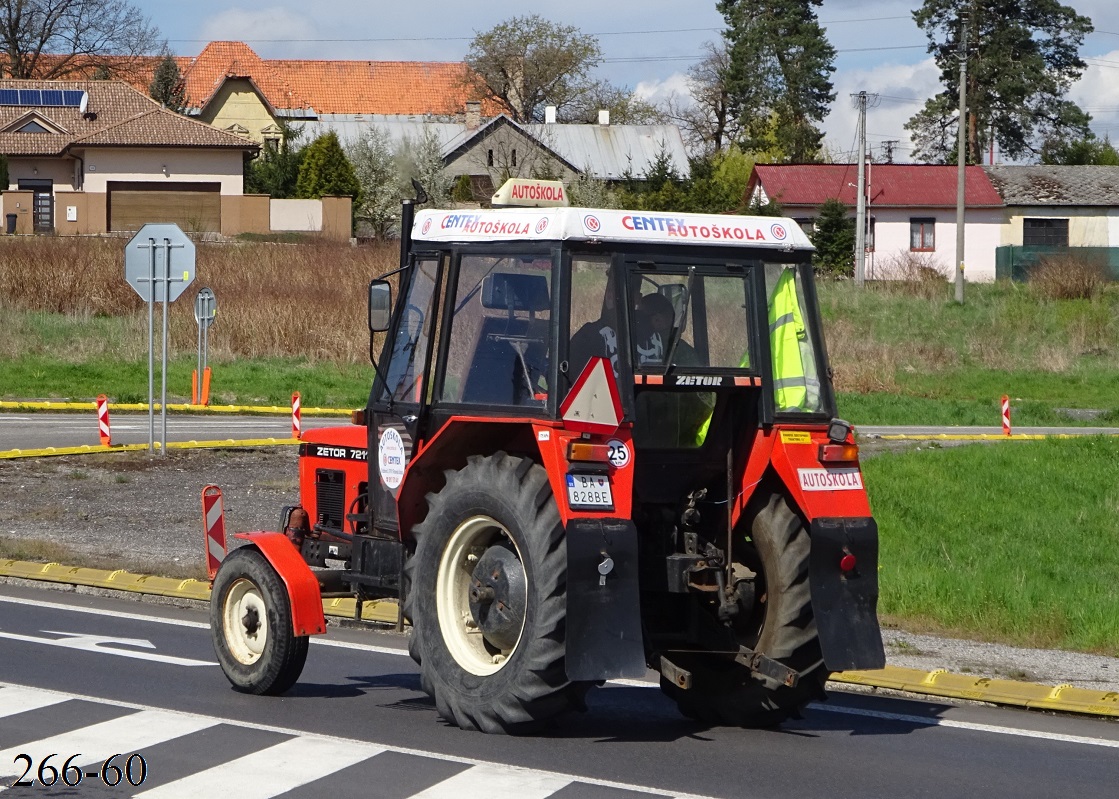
[864,436,1119,654]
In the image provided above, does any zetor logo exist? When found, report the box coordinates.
[583,214,601,233]
[770,223,787,240]
[675,375,725,386]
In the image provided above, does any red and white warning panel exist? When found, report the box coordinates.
[96,393,111,447]
[202,485,226,581]
[292,391,302,439]
[559,357,623,434]
[1001,394,1011,436]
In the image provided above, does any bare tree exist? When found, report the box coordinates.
[664,40,741,156]
[0,0,163,80]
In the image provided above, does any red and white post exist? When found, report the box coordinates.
[292,391,302,439]
[1001,394,1011,436]
[96,393,112,447]
[202,485,227,580]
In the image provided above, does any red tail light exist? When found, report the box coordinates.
[819,443,859,463]
[840,553,857,573]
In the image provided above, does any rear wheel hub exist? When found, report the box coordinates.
[469,545,526,651]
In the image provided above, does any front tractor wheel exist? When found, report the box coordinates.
[210,547,309,695]
[403,452,586,733]
[660,492,828,727]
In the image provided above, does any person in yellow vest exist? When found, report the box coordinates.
[768,267,820,412]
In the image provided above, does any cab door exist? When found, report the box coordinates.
[368,255,443,537]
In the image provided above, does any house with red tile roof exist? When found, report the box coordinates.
[0,78,259,235]
[746,163,1006,281]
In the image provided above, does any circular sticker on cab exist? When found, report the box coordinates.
[378,427,406,490]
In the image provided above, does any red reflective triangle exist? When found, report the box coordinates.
[559,356,623,434]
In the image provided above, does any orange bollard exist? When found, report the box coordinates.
[96,394,111,447]
[201,366,212,406]
[191,369,199,405]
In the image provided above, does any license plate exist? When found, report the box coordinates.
[566,473,614,510]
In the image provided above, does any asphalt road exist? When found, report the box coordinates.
[1,584,1117,799]
[0,413,344,451]
[2,413,1117,454]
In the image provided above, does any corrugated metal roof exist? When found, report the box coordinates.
[983,165,1119,206]
[299,114,689,180]
[751,163,1003,208]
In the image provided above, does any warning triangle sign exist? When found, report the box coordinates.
[560,356,623,434]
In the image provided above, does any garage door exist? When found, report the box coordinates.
[108,182,221,233]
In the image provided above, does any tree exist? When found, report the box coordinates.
[906,0,1093,164]
[664,40,741,157]
[296,132,361,202]
[1041,134,1119,166]
[465,15,602,122]
[717,0,836,162]
[564,80,662,125]
[347,126,400,239]
[0,0,162,79]
[810,198,855,278]
[245,123,304,198]
[149,52,185,113]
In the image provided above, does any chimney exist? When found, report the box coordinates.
[465,100,481,130]
[598,109,610,126]
[544,105,556,124]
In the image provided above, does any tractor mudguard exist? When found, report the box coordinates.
[808,517,886,671]
[564,518,646,681]
[233,532,327,637]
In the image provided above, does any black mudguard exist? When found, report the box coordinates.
[809,517,886,671]
[564,518,647,681]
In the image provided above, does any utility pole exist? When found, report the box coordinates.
[854,90,868,288]
[954,10,969,305]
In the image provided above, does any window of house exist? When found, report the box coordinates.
[511,149,517,167]
[15,120,50,133]
[1023,218,1069,247]
[487,149,494,167]
[910,217,935,251]
[866,216,876,251]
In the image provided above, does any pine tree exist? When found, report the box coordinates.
[295,132,361,202]
[149,53,185,114]
[717,0,836,162]
[906,0,1093,163]
[810,198,856,278]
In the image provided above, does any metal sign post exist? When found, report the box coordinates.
[194,287,216,405]
[125,224,196,455]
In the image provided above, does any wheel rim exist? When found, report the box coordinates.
[436,515,527,676]
[222,577,268,665]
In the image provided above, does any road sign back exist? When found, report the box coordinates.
[125,223,196,302]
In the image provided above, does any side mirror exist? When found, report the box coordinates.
[369,280,392,332]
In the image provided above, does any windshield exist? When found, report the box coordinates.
[628,269,754,372]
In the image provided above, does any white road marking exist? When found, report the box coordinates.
[411,763,571,798]
[0,708,218,779]
[0,684,68,718]
[0,629,214,666]
[809,703,1119,749]
[0,683,716,799]
[4,594,1118,751]
[134,737,384,799]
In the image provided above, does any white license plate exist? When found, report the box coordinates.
[566,473,613,509]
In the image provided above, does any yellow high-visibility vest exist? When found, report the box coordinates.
[769,269,809,411]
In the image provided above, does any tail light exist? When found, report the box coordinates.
[819,443,859,463]
[567,441,612,463]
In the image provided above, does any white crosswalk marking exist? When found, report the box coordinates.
[412,763,573,798]
[0,684,68,718]
[0,709,218,780]
[134,736,384,798]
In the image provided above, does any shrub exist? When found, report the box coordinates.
[1027,253,1108,301]
[872,252,950,300]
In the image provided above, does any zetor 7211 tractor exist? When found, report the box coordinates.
[207,178,885,733]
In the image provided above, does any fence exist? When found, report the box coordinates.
[994,246,1119,281]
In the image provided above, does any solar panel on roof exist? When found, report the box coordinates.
[18,89,42,105]
[0,89,18,105]
[63,90,85,107]
[41,90,63,106]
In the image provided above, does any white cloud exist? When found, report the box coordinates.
[1070,49,1119,141]
[199,8,318,56]
[633,73,690,106]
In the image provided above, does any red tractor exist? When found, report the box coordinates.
[208,179,884,733]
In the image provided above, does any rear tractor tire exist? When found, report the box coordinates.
[403,452,587,734]
[210,546,309,695]
[660,492,828,727]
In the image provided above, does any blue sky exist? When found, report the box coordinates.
[141,0,1119,162]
